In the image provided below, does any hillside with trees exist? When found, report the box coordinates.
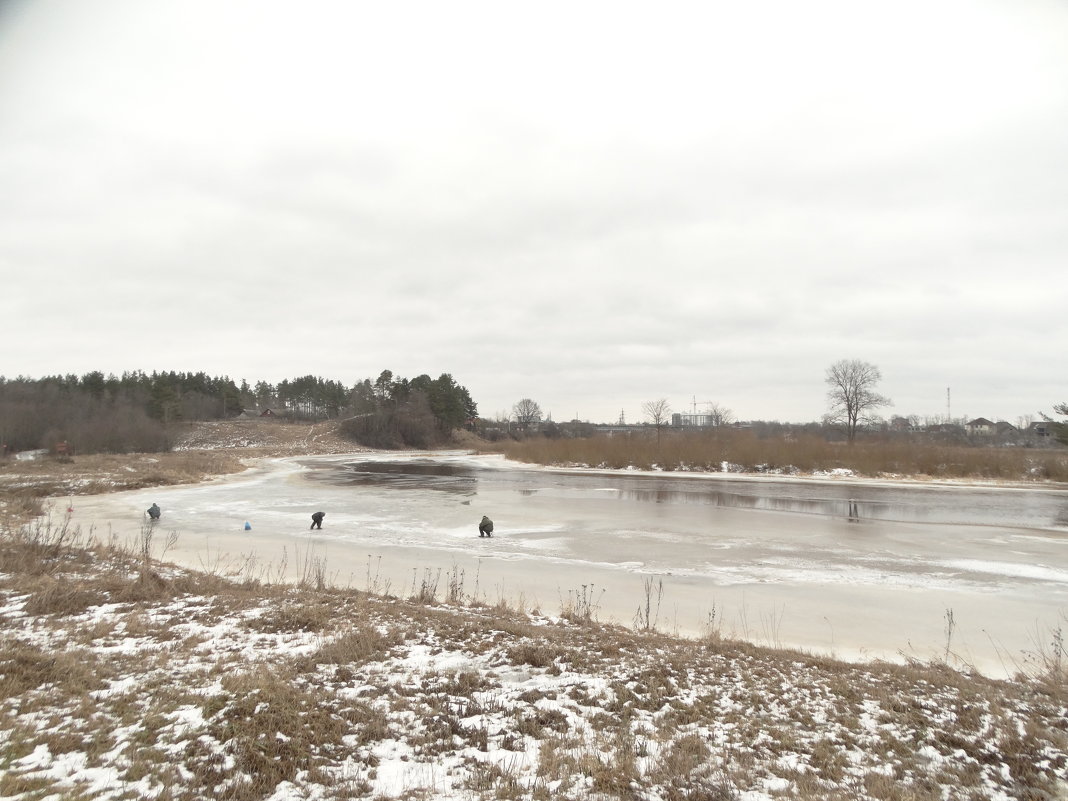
[341,370,477,449]
[0,369,477,455]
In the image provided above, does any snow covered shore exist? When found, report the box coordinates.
[1,521,1066,801]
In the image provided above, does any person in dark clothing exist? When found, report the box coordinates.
[147,503,161,521]
[310,511,325,530]
[479,515,493,537]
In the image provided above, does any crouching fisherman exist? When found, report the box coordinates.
[147,503,161,521]
[479,515,493,538]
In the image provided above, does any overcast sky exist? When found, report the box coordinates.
[1,0,1065,425]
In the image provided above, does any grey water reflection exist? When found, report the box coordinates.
[571,475,1064,529]
[608,487,896,522]
[311,458,1068,530]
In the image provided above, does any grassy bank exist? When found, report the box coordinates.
[0,450,256,526]
[490,430,1068,483]
[0,419,362,526]
[1,511,1066,800]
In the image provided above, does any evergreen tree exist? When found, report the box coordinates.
[1052,403,1068,445]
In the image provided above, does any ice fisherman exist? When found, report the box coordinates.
[310,511,325,530]
[147,503,161,521]
[478,515,494,538]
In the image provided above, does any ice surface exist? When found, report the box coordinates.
[69,451,1068,676]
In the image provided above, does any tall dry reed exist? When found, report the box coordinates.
[490,430,1068,481]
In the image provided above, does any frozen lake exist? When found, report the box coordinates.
[73,451,1068,677]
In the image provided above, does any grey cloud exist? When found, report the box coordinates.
[2,1,1067,426]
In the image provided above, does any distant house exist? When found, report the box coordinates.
[925,423,963,435]
[995,421,1018,436]
[236,408,276,420]
[965,418,995,436]
[889,416,916,432]
[1026,421,1053,439]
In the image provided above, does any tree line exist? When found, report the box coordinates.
[0,369,477,454]
[638,359,1067,446]
[340,370,477,449]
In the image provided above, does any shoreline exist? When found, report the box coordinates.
[538,460,1068,494]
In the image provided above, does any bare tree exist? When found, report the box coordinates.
[512,398,543,430]
[706,402,734,427]
[642,398,671,444]
[824,359,891,443]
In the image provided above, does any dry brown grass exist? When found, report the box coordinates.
[1,449,248,495]
[0,639,103,699]
[0,507,89,575]
[297,619,401,670]
[189,665,355,799]
[491,429,1068,482]
[506,640,564,670]
[249,596,336,634]
[20,578,103,617]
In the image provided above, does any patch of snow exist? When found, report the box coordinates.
[90,676,137,699]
